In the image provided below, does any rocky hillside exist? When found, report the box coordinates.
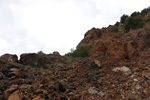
[80,24,150,62]
[1,9,150,100]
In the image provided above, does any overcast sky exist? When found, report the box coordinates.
[0,0,150,56]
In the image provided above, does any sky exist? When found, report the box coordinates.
[0,0,150,56]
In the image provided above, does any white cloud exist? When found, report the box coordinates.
[0,0,150,56]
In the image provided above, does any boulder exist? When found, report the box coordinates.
[20,53,52,67]
[20,53,64,67]
[7,90,21,100]
[53,51,60,56]
[4,84,18,96]
[0,54,18,63]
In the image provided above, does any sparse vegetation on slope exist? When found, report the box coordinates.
[65,44,92,57]
[124,16,144,32]
[115,6,150,32]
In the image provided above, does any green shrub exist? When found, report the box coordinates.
[124,16,144,32]
[111,28,119,33]
[120,14,129,25]
[115,21,120,26]
[141,7,150,15]
[37,51,45,55]
[131,11,140,17]
[65,44,92,57]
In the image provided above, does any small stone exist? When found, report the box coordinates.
[98,91,106,96]
[56,97,61,100]
[4,84,18,96]
[10,68,19,73]
[59,82,66,92]
[0,73,4,80]
[32,95,42,100]
[68,92,74,96]
[121,66,130,72]
[41,78,50,84]
[15,71,25,78]
[134,78,138,82]
[94,60,101,67]
[34,89,43,94]
[88,87,98,94]
[90,60,101,68]
[142,71,150,80]
[135,84,141,89]
[112,66,130,73]
[82,59,91,64]
[2,67,9,74]
[7,90,21,100]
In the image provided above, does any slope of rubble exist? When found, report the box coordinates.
[1,14,150,100]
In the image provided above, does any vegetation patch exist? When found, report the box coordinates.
[111,28,119,33]
[65,44,92,57]
[124,16,144,32]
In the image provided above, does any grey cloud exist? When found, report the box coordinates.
[72,0,100,19]
[0,0,41,55]
[0,1,14,26]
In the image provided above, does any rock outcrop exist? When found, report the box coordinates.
[79,26,150,63]
[20,53,65,68]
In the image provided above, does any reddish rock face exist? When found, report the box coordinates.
[79,26,150,62]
